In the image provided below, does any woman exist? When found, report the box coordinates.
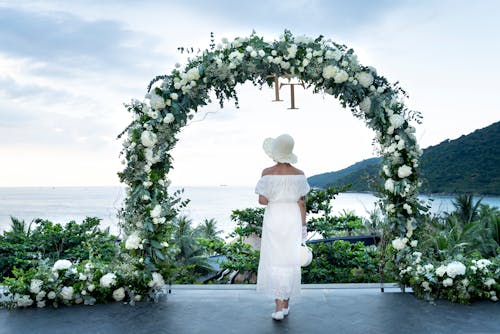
[255,134,310,321]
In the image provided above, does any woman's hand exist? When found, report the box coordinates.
[258,195,269,205]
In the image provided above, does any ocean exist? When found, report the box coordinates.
[1,186,499,236]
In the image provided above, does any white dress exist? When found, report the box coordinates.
[255,174,311,300]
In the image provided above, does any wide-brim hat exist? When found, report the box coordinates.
[263,134,298,164]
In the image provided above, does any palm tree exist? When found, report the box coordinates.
[172,215,214,282]
[195,218,222,241]
[8,217,32,238]
[451,194,482,224]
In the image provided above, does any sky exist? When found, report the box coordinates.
[0,0,499,187]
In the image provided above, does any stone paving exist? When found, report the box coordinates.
[1,285,499,334]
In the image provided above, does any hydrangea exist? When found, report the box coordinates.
[150,93,165,110]
[446,261,466,278]
[150,204,162,218]
[391,237,407,250]
[359,97,371,113]
[100,273,117,288]
[435,265,447,277]
[443,278,453,287]
[484,278,496,288]
[148,272,165,290]
[30,279,43,294]
[421,281,431,292]
[286,44,297,59]
[333,70,349,83]
[389,114,405,129]
[475,259,492,270]
[141,130,157,148]
[322,65,338,79]
[112,287,126,301]
[53,259,72,271]
[14,294,33,308]
[60,286,74,300]
[47,291,56,299]
[355,71,374,88]
[125,232,142,250]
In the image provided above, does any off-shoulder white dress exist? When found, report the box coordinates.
[255,174,311,300]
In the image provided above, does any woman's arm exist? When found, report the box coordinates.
[298,196,306,226]
[259,195,269,205]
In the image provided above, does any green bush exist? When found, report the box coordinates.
[302,241,392,283]
[0,217,119,279]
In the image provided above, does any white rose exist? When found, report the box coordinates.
[52,259,72,271]
[442,278,453,287]
[37,301,46,308]
[333,70,349,83]
[250,50,257,58]
[79,273,87,281]
[384,179,395,193]
[163,113,175,124]
[322,65,338,79]
[47,291,56,299]
[149,93,165,110]
[30,279,43,294]
[60,286,74,300]
[410,240,418,247]
[258,49,265,57]
[356,71,374,88]
[421,281,431,292]
[87,284,95,292]
[125,232,142,250]
[150,204,162,218]
[140,131,157,148]
[99,273,117,288]
[391,237,407,251]
[170,93,178,101]
[112,287,126,301]
[186,67,200,81]
[398,165,412,178]
[359,97,371,113]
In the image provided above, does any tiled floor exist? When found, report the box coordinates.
[1,285,499,334]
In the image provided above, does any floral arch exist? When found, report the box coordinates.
[117,30,424,299]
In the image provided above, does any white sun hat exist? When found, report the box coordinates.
[263,134,298,164]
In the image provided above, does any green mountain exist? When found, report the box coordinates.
[308,120,500,195]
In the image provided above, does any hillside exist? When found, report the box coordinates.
[308,121,500,195]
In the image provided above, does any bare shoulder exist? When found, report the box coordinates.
[291,166,305,175]
[261,166,276,176]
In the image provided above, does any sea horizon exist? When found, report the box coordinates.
[1,186,499,237]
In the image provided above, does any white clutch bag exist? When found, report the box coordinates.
[300,243,313,267]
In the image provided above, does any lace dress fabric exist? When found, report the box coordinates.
[255,175,310,300]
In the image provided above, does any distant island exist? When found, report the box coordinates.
[308,120,500,195]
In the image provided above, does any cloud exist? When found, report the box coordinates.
[0,6,169,77]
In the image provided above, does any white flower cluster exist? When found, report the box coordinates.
[99,273,117,288]
[125,232,143,250]
[148,272,165,290]
[53,259,72,271]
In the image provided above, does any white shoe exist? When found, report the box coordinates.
[272,311,284,320]
[282,308,289,316]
